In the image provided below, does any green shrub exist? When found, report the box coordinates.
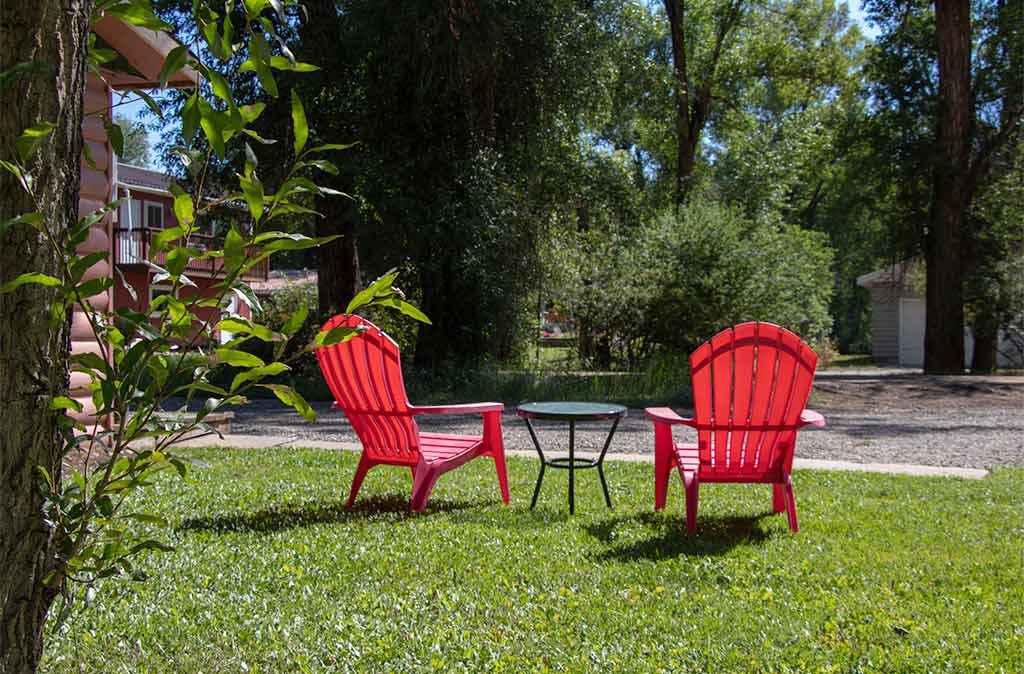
[565,199,835,367]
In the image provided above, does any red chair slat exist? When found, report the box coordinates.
[316,314,508,511]
[648,321,824,533]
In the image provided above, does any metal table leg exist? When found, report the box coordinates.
[525,418,546,509]
[524,413,621,513]
[596,416,620,508]
[568,421,575,515]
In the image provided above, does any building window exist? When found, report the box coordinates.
[145,202,164,229]
[149,284,175,316]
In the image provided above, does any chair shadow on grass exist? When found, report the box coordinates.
[584,510,777,561]
[178,494,486,534]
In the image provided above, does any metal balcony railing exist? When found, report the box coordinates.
[113,228,269,281]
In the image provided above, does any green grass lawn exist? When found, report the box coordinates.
[43,449,1023,673]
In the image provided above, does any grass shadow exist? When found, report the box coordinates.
[584,510,777,561]
[178,494,485,534]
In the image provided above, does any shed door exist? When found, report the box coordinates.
[899,298,926,367]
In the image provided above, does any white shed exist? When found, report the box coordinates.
[857,261,1022,368]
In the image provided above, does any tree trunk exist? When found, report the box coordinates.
[299,0,361,317]
[925,0,972,374]
[663,0,743,207]
[316,213,360,317]
[970,321,1000,373]
[663,0,693,207]
[0,1,93,672]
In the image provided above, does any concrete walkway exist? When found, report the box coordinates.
[167,432,991,480]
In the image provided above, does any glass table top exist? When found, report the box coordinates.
[516,401,628,420]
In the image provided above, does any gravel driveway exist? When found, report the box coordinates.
[229,372,1024,469]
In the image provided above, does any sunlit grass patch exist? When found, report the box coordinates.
[43,449,1024,673]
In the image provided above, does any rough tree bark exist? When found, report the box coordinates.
[925,0,972,374]
[663,0,743,207]
[968,0,1024,373]
[298,0,361,317]
[0,1,93,672]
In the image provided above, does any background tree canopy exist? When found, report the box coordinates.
[147,0,1022,372]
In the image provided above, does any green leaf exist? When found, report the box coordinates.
[50,396,84,413]
[181,94,200,144]
[0,272,62,294]
[215,348,265,368]
[240,103,267,123]
[231,362,289,393]
[197,98,227,159]
[0,60,49,93]
[0,212,44,237]
[249,32,278,97]
[158,44,189,89]
[81,140,98,169]
[132,89,164,120]
[346,269,400,313]
[239,173,264,221]
[298,159,338,175]
[70,251,108,283]
[75,276,114,299]
[114,266,137,303]
[104,2,170,30]
[260,384,315,422]
[271,56,319,72]
[372,297,432,325]
[291,89,308,155]
[208,70,234,106]
[314,324,365,348]
[280,303,309,336]
[103,116,124,157]
[153,225,185,251]
[173,192,195,227]
[307,142,357,153]
[16,122,56,163]
[0,159,29,192]
[216,317,277,342]
[244,0,270,16]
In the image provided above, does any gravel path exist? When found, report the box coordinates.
[228,372,1024,469]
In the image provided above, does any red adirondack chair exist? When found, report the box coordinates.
[646,322,825,533]
[316,314,510,512]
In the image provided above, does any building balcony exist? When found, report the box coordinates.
[113,227,269,282]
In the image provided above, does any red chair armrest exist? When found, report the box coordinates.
[799,409,826,428]
[645,407,694,426]
[411,402,504,415]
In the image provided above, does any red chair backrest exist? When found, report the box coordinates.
[689,322,818,479]
[315,314,420,463]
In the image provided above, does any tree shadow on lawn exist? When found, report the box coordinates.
[178,494,487,534]
[584,510,776,561]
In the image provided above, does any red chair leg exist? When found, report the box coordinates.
[682,470,699,534]
[653,424,674,510]
[346,454,373,507]
[482,410,509,504]
[410,465,442,512]
[492,451,510,504]
[784,477,799,532]
[772,483,786,513]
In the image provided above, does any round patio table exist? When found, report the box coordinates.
[516,401,627,514]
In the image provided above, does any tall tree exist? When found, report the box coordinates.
[927,0,973,373]
[0,1,93,671]
[865,0,1023,373]
[663,0,745,205]
[297,0,361,317]
[113,112,151,166]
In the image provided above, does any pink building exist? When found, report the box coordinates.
[71,17,264,422]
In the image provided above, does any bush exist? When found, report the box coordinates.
[645,201,835,353]
[564,199,835,367]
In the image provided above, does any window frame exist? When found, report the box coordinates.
[143,200,165,229]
